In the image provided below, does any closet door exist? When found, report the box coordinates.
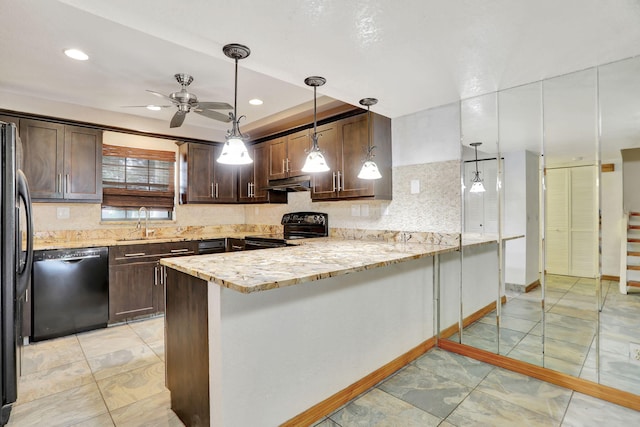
[569,166,597,277]
[546,168,570,274]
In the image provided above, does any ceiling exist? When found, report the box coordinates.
[2,0,640,142]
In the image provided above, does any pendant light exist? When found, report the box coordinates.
[469,142,486,193]
[357,97,382,180]
[301,76,330,173]
[217,43,253,165]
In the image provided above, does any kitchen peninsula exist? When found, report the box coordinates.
[160,238,460,427]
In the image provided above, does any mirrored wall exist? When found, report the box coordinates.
[449,55,640,397]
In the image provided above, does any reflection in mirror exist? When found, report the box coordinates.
[456,93,501,353]
[543,68,599,377]
[598,55,640,395]
[497,82,543,362]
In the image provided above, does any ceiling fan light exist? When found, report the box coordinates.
[301,149,330,173]
[146,105,162,111]
[217,136,252,165]
[358,160,382,180]
[64,48,88,61]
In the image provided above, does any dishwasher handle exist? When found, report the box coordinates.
[39,254,102,263]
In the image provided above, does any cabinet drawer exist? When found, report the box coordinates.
[109,241,197,265]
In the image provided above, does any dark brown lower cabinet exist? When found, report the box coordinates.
[165,268,210,426]
[108,241,197,323]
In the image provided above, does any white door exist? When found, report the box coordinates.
[545,166,597,277]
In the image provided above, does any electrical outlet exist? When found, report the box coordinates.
[630,342,640,363]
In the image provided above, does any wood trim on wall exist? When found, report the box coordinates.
[440,295,508,340]
[282,337,437,427]
[525,279,541,293]
[602,275,620,282]
[438,339,640,411]
[601,163,615,172]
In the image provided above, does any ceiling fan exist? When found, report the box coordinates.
[138,73,233,128]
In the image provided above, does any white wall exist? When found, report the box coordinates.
[601,158,623,277]
[503,150,540,286]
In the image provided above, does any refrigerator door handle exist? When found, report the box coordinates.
[16,169,33,298]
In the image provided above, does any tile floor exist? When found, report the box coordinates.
[8,313,639,426]
[454,274,640,396]
[8,316,182,427]
[314,348,639,426]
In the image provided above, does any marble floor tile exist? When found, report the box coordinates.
[313,418,340,427]
[378,364,471,419]
[477,367,573,422]
[7,383,108,427]
[561,392,640,426]
[16,359,94,404]
[147,340,165,361]
[87,344,162,381]
[330,388,442,427]
[413,348,494,388]
[21,335,85,375]
[97,362,167,411]
[529,321,595,348]
[547,303,597,321]
[447,389,559,427]
[77,325,147,359]
[72,413,115,427]
[109,390,184,427]
[128,316,165,344]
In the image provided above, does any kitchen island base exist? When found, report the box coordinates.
[164,255,449,427]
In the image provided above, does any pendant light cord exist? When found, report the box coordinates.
[312,85,318,149]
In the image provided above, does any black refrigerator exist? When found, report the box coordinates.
[0,121,33,425]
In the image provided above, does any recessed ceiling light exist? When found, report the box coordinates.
[64,48,89,61]
[146,105,162,111]
[249,98,263,106]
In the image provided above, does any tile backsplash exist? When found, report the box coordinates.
[33,159,461,237]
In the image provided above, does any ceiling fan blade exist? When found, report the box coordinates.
[194,109,232,122]
[121,105,172,108]
[197,101,233,110]
[147,90,178,104]
[170,111,187,128]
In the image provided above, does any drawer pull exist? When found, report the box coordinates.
[170,249,190,253]
[124,252,146,257]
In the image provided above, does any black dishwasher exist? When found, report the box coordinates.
[32,247,109,341]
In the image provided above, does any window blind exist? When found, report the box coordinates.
[102,144,176,209]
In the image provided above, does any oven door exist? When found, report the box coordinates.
[244,239,287,251]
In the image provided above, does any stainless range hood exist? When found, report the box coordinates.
[264,175,312,192]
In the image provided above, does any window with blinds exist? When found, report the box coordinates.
[101,144,176,220]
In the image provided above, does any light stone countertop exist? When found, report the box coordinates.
[160,239,459,294]
[33,232,249,251]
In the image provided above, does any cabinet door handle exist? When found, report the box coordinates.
[211,183,214,198]
[65,174,70,194]
[337,171,342,192]
[154,265,158,286]
[332,172,337,192]
[282,158,286,173]
[124,252,146,257]
[215,183,219,198]
[247,182,252,198]
[286,158,290,172]
[162,265,166,285]
[170,248,190,253]
[57,174,62,193]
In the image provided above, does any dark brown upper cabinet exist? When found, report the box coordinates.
[239,142,286,204]
[19,118,102,202]
[179,142,237,204]
[311,113,392,201]
[268,129,310,180]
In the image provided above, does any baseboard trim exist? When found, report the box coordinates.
[602,275,620,282]
[282,337,437,426]
[440,296,507,340]
[438,340,640,412]
[525,279,540,293]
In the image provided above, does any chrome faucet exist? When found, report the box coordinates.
[137,206,149,238]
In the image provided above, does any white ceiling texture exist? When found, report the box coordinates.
[2,0,640,142]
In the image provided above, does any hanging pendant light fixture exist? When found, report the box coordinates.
[217,43,253,165]
[469,142,486,193]
[301,76,330,173]
[357,97,382,180]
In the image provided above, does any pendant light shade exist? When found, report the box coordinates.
[357,97,382,180]
[301,76,330,173]
[469,142,486,193]
[217,43,253,165]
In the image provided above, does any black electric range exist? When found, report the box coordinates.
[244,212,328,250]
